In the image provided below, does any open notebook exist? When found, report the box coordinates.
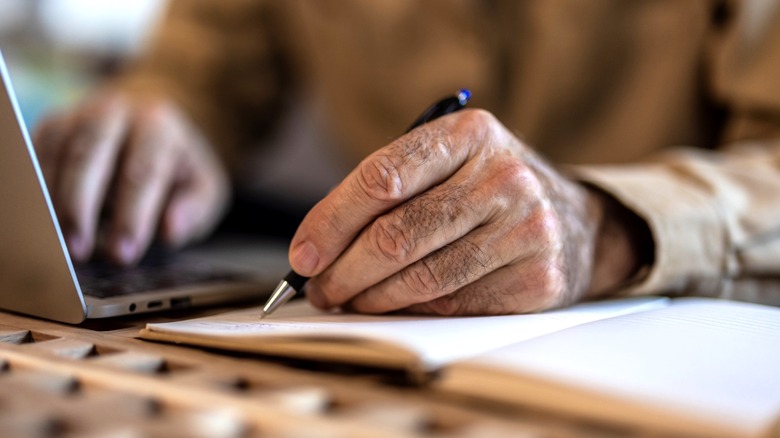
[140,297,780,438]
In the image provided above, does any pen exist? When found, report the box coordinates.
[259,89,472,318]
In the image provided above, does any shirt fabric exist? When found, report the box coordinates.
[119,0,780,307]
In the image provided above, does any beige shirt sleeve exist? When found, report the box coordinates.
[574,1,780,306]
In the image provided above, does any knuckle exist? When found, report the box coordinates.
[539,262,567,296]
[66,136,97,167]
[496,159,540,196]
[459,240,498,278]
[454,108,504,143]
[457,108,498,130]
[136,98,185,142]
[398,123,454,162]
[366,213,417,264]
[520,259,568,311]
[481,159,543,218]
[72,120,102,150]
[79,93,126,128]
[357,153,406,203]
[525,206,561,242]
[123,156,164,189]
[142,99,175,125]
[400,259,444,300]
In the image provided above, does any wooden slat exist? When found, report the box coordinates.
[0,328,31,344]
[23,338,96,359]
[0,306,633,438]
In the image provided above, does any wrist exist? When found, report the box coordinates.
[586,187,654,297]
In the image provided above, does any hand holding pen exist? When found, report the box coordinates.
[265,85,638,317]
[260,89,471,317]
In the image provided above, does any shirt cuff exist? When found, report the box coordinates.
[569,164,729,298]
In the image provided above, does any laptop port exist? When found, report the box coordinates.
[147,300,163,309]
[170,297,191,309]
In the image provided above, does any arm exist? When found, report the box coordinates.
[574,140,780,307]
[288,1,780,314]
[571,1,780,307]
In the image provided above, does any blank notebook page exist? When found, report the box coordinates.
[468,298,780,436]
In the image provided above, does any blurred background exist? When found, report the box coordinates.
[0,0,164,130]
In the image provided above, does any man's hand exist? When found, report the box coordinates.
[289,109,647,315]
[34,91,230,265]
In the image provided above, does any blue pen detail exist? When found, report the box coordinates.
[406,89,472,132]
[457,89,471,106]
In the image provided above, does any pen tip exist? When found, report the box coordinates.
[258,310,266,320]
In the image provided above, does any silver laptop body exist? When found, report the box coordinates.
[0,51,267,323]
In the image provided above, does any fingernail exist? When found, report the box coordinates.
[67,234,87,261]
[290,241,319,276]
[116,237,138,265]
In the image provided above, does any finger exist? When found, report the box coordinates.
[398,203,574,316]
[108,103,181,264]
[33,112,76,188]
[344,167,557,314]
[305,161,492,309]
[289,110,498,277]
[343,222,508,314]
[54,95,129,261]
[403,261,567,316]
[159,150,230,248]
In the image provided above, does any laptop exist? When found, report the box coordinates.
[0,51,275,323]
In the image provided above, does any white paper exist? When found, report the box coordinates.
[466,298,780,436]
[146,296,669,368]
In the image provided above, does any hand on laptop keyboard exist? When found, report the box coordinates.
[33,91,231,265]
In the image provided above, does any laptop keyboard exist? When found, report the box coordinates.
[75,251,248,299]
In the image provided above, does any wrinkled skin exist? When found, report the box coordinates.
[290,109,643,315]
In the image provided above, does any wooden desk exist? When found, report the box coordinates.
[0,306,656,437]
